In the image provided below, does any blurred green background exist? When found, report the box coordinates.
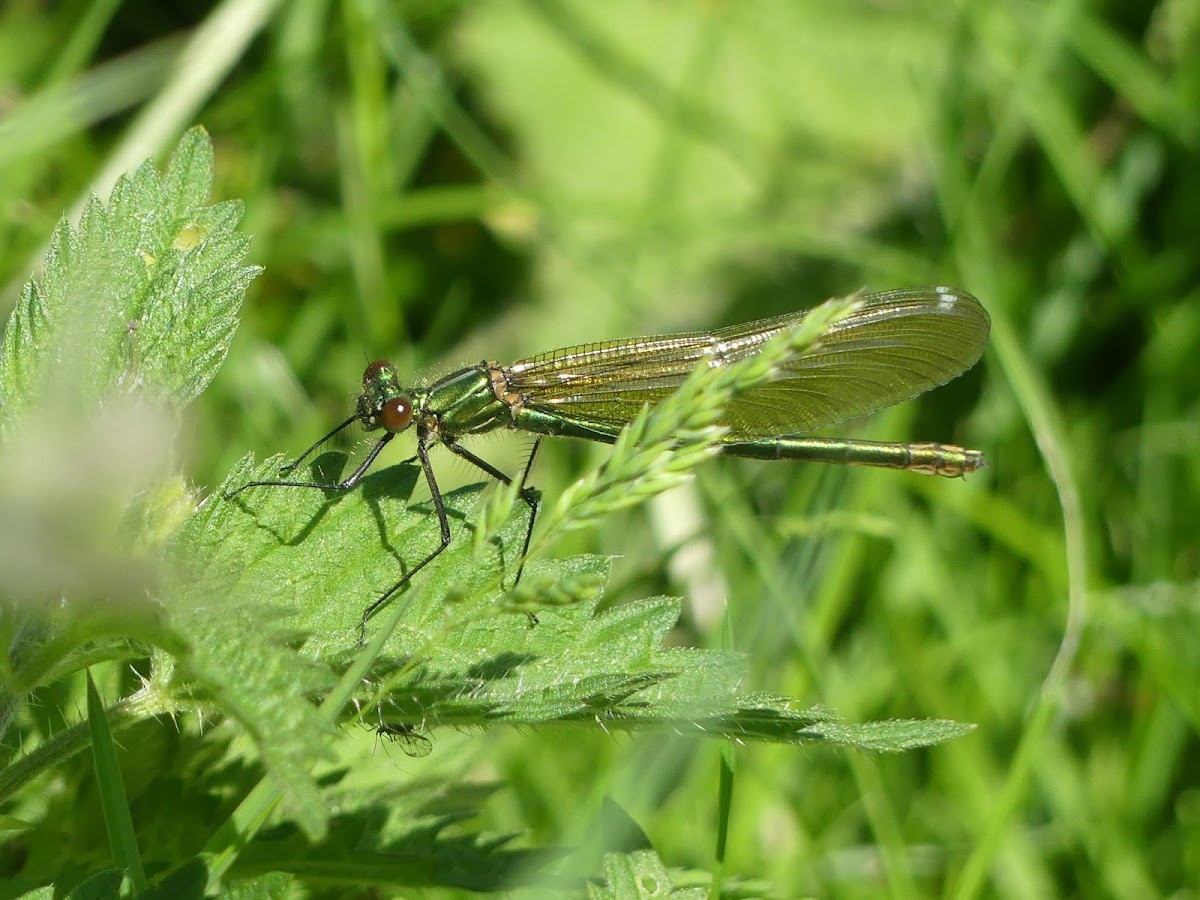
[2,0,1198,896]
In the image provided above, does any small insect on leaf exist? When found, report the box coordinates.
[373,721,433,758]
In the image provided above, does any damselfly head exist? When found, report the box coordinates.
[357,360,414,433]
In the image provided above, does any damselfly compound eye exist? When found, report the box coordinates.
[363,359,391,385]
[381,396,413,432]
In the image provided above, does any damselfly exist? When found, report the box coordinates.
[227,287,989,633]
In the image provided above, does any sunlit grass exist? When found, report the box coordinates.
[1,1,1196,897]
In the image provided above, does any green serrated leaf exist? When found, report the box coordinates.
[166,595,336,841]
[0,127,268,848]
[806,717,976,751]
[0,126,258,435]
[211,447,974,752]
[589,848,705,899]
[0,125,258,631]
[226,777,566,892]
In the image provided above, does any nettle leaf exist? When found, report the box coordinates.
[0,129,316,830]
[205,445,968,756]
[0,127,256,435]
[229,777,566,892]
[574,806,776,899]
[0,125,259,665]
[0,126,258,630]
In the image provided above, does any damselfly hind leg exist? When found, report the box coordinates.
[358,436,450,643]
[357,436,541,641]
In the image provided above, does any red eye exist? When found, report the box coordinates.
[363,359,391,385]
[381,397,413,432]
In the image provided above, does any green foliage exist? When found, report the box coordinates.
[588,849,706,899]
[0,129,961,896]
[0,128,254,435]
[1,1,1197,898]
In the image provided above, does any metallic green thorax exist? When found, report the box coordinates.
[421,366,510,439]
